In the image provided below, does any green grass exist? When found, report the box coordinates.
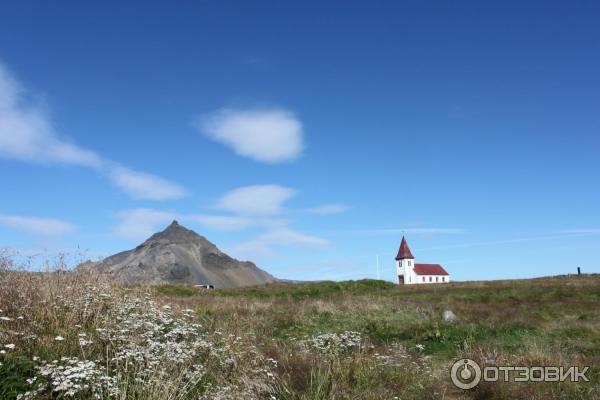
[157,279,398,299]
[0,356,36,399]
[5,260,598,399]
[157,274,600,399]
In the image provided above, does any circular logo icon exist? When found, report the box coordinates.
[451,358,482,389]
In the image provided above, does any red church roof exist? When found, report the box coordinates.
[413,264,449,276]
[395,236,414,260]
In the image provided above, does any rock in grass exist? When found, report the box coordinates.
[442,310,457,322]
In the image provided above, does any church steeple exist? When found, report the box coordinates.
[395,236,414,260]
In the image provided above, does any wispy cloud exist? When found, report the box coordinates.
[114,208,176,240]
[215,184,296,216]
[114,181,331,261]
[348,228,465,236]
[188,214,286,231]
[229,227,330,260]
[114,207,329,262]
[308,203,349,215]
[0,64,102,167]
[114,207,287,237]
[109,165,187,201]
[0,214,75,236]
[0,62,186,201]
[258,228,330,247]
[197,108,304,163]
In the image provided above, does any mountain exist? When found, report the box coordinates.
[77,221,276,288]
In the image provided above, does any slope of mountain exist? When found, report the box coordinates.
[77,221,276,288]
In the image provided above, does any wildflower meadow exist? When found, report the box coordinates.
[1,253,599,399]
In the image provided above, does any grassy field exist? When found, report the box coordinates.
[1,257,599,399]
[157,276,600,399]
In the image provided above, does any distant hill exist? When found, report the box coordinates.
[77,221,276,288]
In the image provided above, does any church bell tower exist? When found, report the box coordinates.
[395,236,414,285]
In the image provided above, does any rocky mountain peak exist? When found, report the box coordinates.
[78,222,276,288]
[145,220,207,246]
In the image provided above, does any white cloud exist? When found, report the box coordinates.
[197,108,304,163]
[215,184,296,216]
[188,214,286,231]
[259,228,330,247]
[113,207,288,241]
[0,214,75,236]
[113,207,330,263]
[230,227,329,260]
[114,208,176,240]
[308,203,349,215]
[0,64,102,167]
[0,62,186,201]
[349,228,465,235]
[109,165,188,201]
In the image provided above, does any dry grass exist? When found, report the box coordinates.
[159,277,600,399]
[0,255,276,399]
[1,254,599,399]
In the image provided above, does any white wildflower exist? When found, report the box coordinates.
[311,331,362,354]
[11,281,276,399]
[266,357,278,367]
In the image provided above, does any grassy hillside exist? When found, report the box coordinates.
[1,257,598,399]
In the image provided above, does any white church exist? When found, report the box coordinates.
[395,236,450,285]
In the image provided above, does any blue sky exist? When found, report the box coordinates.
[1,1,599,281]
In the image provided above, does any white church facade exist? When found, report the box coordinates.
[396,237,450,285]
